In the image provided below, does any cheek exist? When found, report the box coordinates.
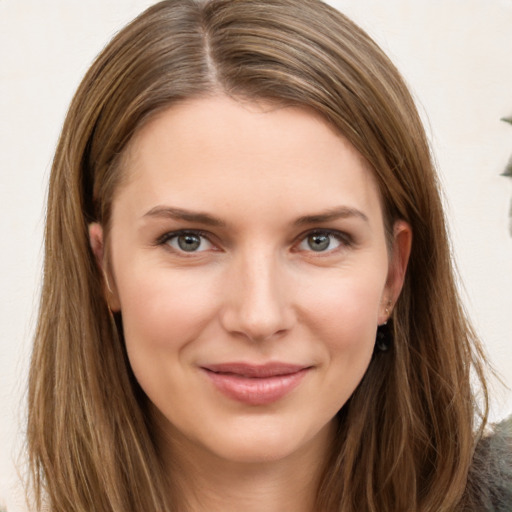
[299,271,385,400]
[301,270,385,342]
[116,265,221,355]
[116,266,224,415]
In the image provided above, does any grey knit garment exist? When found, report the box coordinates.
[463,417,512,511]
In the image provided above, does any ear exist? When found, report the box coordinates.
[379,220,412,324]
[88,222,121,312]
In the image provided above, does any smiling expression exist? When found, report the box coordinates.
[90,96,410,465]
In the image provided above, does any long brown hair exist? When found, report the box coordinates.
[28,1,489,510]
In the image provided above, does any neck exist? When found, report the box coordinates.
[156,418,336,512]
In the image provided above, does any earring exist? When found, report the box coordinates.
[376,299,393,352]
[375,300,393,352]
[375,322,390,351]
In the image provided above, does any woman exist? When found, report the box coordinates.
[26,0,511,511]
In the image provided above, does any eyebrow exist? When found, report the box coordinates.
[143,205,368,227]
[293,206,369,226]
[143,206,227,227]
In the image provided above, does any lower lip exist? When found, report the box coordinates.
[202,368,309,406]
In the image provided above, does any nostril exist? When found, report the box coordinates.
[219,308,293,343]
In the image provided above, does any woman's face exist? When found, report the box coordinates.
[91,96,410,464]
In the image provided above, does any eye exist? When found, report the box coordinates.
[161,231,214,253]
[297,231,347,252]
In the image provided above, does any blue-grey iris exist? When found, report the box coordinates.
[308,234,330,251]
[178,234,201,251]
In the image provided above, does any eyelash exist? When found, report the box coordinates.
[155,229,353,255]
[156,230,215,254]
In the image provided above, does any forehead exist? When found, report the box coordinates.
[112,95,384,226]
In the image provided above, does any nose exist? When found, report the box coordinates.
[219,250,295,343]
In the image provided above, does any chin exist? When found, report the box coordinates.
[195,416,336,466]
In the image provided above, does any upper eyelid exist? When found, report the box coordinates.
[294,228,352,244]
[156,229,213,244]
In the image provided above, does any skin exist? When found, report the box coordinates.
[90,96,411,511]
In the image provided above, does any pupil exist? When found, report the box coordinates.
[308,234,330,251]
[178,234,201,251]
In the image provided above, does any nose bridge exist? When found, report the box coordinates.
[221,244,293,341]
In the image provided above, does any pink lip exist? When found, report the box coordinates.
[200,362,311,406]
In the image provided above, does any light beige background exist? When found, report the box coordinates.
[1,0,511,507]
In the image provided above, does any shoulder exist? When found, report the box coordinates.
[463,416,512,511]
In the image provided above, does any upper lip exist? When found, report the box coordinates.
[201,362,310,378]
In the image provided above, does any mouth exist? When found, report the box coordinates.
[200,362,311,405]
